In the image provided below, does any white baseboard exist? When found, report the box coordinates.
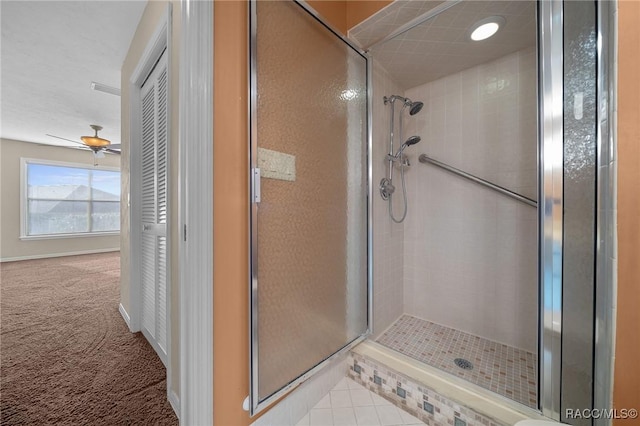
[169,390,180,420]
[119,303,132,331]
[0,248,120,263]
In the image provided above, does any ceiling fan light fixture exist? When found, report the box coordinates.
[81,124,111,147]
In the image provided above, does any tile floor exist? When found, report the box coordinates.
[376,315,537,408]
[297,377,425,426]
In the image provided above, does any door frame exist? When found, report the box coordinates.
[128,0,175,413]
[178,0,214,424]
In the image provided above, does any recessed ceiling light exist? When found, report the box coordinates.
[469,16,506,41]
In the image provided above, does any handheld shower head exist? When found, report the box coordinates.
[403,135,421,147]
[396,135,422,157]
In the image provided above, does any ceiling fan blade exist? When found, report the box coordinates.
[108,144,121,149]
[45,134,84,145]
[105,148,121,155]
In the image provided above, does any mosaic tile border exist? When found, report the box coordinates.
[348,351,508,426]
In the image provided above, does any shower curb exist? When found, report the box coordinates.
[347,344,547,426]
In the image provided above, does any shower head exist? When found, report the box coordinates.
[392,96,424,115]
[408,101,424,115]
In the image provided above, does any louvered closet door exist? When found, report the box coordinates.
[140,49,168,366]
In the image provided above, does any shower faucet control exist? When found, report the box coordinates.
[379,178,395,200]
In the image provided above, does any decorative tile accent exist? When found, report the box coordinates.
[397,386,407,398]
[349,351,508,426]
[377,315,537,408]
[455,417,467,426]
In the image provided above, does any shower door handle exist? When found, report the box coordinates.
[251,168,261,203]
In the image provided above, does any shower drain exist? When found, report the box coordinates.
[454,358,474,370]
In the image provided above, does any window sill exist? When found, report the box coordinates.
[20,232,120,241]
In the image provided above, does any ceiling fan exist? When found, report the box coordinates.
[46,125,121,160]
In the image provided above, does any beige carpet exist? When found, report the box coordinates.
[0,252,178,425]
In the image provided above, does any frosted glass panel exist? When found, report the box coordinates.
[561,1,597,423]
[252,0,368,406]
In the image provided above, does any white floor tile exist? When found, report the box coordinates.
[350,389,374,407]
[354,406,381,426]
[370,393,393,406]
[333,378,350,390]
[330,390,352,408]
[375,405,403,426]
[302,377,426,426]
[346,378,366,390]
[310,408,334,426]
[332,407,357,426]
[296,413,310,426]
[314,393,331,409]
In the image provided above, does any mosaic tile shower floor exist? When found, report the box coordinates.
[376,315,537,408]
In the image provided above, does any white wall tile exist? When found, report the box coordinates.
[371,59,406,337]
[400,48,538,352]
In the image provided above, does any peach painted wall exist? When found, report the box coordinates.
[613,0,640,419]
[347,0,392,30]
[308,0,347,33]
[213,2,250,424]
[307,0,393,34]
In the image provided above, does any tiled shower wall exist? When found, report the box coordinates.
[400,48,538,352]
[372,59,405,338]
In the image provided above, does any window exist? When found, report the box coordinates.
[22,160,120,238]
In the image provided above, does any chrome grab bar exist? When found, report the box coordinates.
[418,154,537,208]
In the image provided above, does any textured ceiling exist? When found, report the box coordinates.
[0,1,146,149]
[349,0,447,49]
[351,0,537,90]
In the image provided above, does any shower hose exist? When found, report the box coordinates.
[389,160,408,223]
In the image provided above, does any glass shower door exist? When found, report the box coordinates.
[249,0,370,415]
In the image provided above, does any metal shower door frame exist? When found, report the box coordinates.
[540,0,614,420]
[247,0,373,416]
[539,0,564,420]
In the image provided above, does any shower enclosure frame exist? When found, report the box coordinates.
[362,0,613,421]
[539,0,564,419]
[247,0,374,416]
[247,0,616,421]
[541,1,616,421]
